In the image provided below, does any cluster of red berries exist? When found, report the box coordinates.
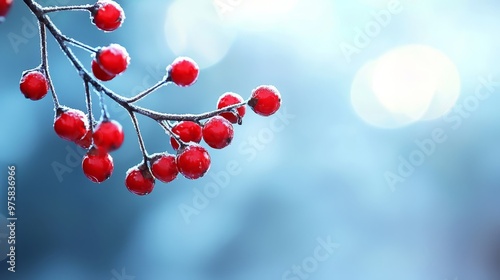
[125,82,280,196]
[16,0,282,196]
[52,106,124,183]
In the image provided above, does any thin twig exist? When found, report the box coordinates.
[128,110,149,162]
[125,80,167,103]
[159,120,188,149]
[84,80,94,131]
[39,21,59,108]
[42,5,93,13]
[159,120,180,141]
[62,36,97,53]
[98,90,109,120]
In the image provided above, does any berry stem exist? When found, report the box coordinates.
[125,80,167,103]
[39,22,59,108]
[62,36,97,53]
[84,80,94,132]
[42,5,93,13]
[128,110,150,162]
[98,90,110,120]
[159,120,185,146]
[186,101,249,122]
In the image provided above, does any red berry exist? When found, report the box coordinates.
[0,0,13,20]
[82,148,114,183]
[217,92,246,124]
[93,119,124,152]
[91,0,125,32]
[202,116,234,149]
[169,57,199,87]
[97,44,130,75]
[176,144,211,180]
[19,70,49,101]
[54,108,89,142]
[248,85,281,116]
[150,153,178,183]
[75,130,93,149]
[91,59,116,81]
[125,164,155,196]
[170,121,203,150]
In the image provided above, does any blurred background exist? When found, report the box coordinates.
[1,0,500,279]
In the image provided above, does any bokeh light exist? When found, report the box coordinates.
[164,0,237,69]
[352,45,461,128]
[351,60,414,128]
[218,0,299,30]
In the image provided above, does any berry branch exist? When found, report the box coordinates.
[8,0,282,195]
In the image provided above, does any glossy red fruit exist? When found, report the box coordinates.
[169,57,199,87]
[0,0,13,21]
[248,85,281,116]
[176,144,211,180]
[125,164,155,196]
[75,130,93,149]
[54,108,89,142]
[170,121,203,150]
[92,59,116,81]
[92,119,124,152]
[91,0,125,32]
[217,92,246,124]
[82,148,114,183]
[202,116,234,149]
[19,70,49,101]
[96,44,130,75]
[150,153,178,183]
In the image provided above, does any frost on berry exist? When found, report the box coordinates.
[82,148,114,183]
[168,57,199,87]
[96,44,130,75]
[170,121,203,150]
[202,116,234,149]
[217,92,246,124]
[53,107,89,142]
[91,0,125,32]
[92,59,116,81]
[92,119,124,152]
[176,144,211,180]
[19,70,49,101]
[248,85,282,116]
[150,153,178,183]
[0,0,13,22]
[125,164,155,196]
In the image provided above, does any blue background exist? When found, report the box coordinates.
[1,0,500,279]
